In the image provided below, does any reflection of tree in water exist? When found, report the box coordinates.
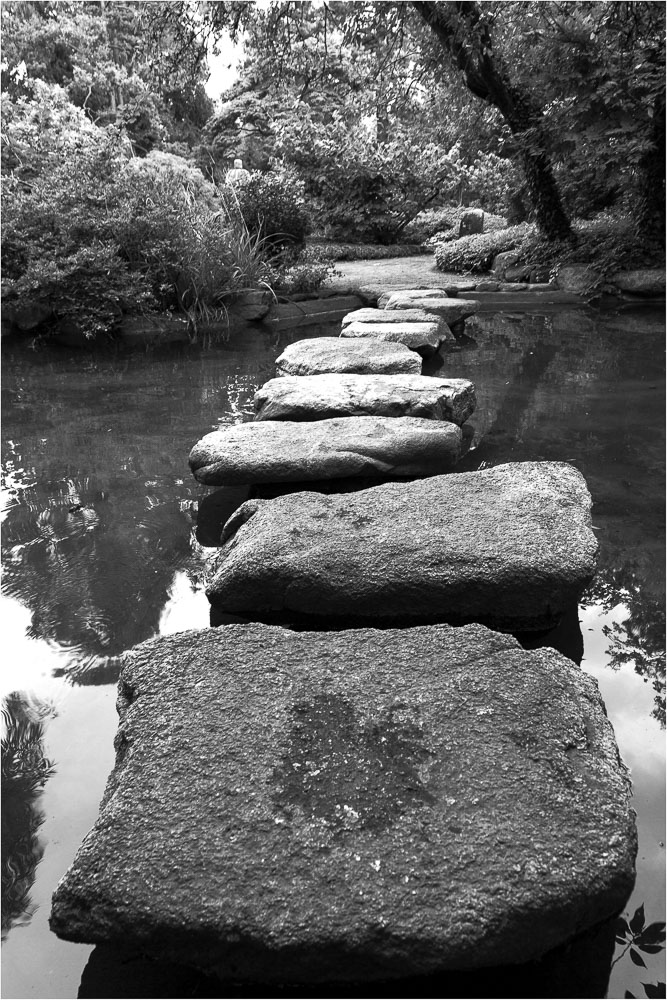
[1,693,55,939]
[583,566,666,727]
[2,472,199,682]
[1,346,269,685]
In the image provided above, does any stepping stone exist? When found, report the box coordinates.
[275,337,420,376]
[207,461,597,632]
[253,374,476,425]
[341,307,451,329]
[384,293,480,325]
[341,321,452,358]
[50,624,636,982]
[377,288,450,309]
[189,417,462,486]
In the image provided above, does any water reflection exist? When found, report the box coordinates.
[584,566,666,728]
[1,341,275,684]
[1,692,56,939]
[77,914,618,998]
[0,308,664,998]
[3,309,663,702]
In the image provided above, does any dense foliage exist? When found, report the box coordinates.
[155,0,665,243]
[1,0,664,340]
[1,79,271,338]
[434,223,531,273]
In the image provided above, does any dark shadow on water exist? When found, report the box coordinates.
[78,914,617,998]
[514,601,585,665]
[195,486,251,546]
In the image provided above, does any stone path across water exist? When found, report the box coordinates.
[50,624,636,984]
[50,284,637,985]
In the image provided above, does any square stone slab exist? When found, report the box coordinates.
[253,374,476,425]
[384,294,480,325]
[189,416,462,486]
[275,337,421,376]
[207,461,597,631]
[341,307,454,333]
[340,320,451,357]
[50,624,636,983]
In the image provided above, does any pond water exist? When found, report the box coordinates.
[1,306,664,999]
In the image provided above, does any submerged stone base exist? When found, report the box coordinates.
[50,624,636,983]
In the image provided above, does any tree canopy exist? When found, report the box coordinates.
[147,0,665,241]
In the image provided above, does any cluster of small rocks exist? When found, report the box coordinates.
[50,287,637,987]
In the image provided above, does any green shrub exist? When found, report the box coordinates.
[405,207,509,243]
[1,82,272,340]
[434,224,531,273]
[270,246,337,295]
[232,169,310,261]
[512,212,665,295]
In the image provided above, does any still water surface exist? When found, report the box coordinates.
[1,307,664,998]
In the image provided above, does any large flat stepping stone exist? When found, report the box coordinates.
[385,293,480,325]
[189,417,462,486]
[341,306,453,330]
[208,461,597,631]
[50,624,636,982]
[254,374,476,425]
[275,337,420,376]
[377,288,450,309]
[341,320,452,357]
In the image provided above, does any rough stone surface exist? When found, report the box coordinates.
[207,461,597,631]
[379,288,450,305]
[492,251,520,278]
[341,320,452,357]
[504,264,533,283]
[189,417,462,486]
[341,307,445,328]
[225,289,273,320]
[475,280,500,292]
[556,265,600,295]
[612,268,666,296]
[275,337,421,376]
[459,208,484,236]
[253,374,476,425]
[384,294,480,325]
[50,624,636,983]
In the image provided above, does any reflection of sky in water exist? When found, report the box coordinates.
[1,573,212,1000]
[580,602,666,999]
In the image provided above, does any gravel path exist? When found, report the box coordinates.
[323,255,469,295]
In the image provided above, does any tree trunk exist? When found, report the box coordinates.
[637,90,665,244]
[412,0,572,241]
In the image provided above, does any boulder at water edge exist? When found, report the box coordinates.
[207,461,597,631]
[341,320,452,357]
[254,374,476,425]
[275,337,420,376]
[377,288,450,309]
[189,416,462,486]
[50,624,636,983]
[384,293,480,325]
